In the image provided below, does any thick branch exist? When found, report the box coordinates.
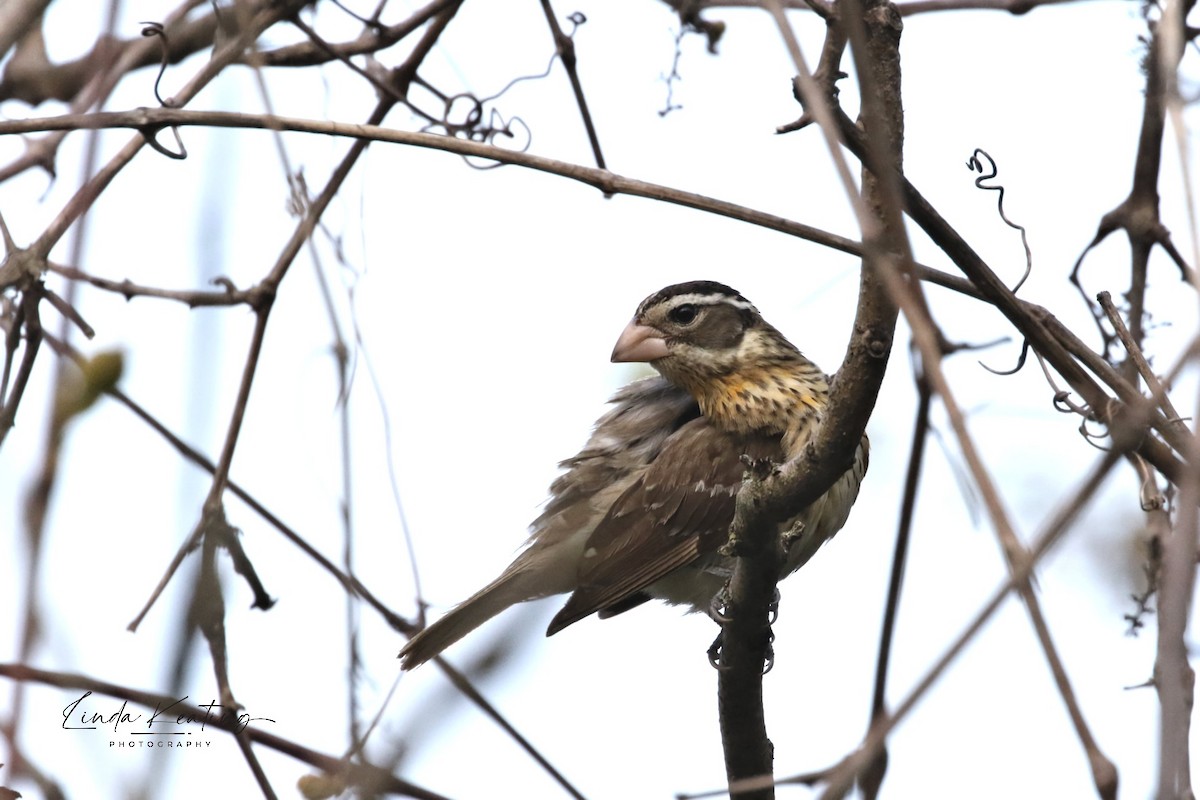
[716,4,902,796]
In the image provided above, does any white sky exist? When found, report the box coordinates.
[1,0,1198,798]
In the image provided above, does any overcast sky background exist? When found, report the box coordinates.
[2,0,1199,798]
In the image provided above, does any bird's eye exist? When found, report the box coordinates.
[669,304,698,325]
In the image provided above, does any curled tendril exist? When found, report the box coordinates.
[139,22,173,107]
[464,114,532,170]
[479,54,558,107]
[1079,416,1113,451]
[966,148,1032,293]
[979,338,1030,376]
[416,90,532,158]
[1132,454,1166,511]
[409,28,573,167]
[1035,349,1094,420]
[1037,350,1115,450]
[404,11,589,166]
[139,21,187,159]
[1053,390,1093,417]
[443,93,484,133]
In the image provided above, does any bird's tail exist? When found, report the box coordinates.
[399,570,537,670]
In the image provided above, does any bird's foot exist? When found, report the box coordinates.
[707,631,726,670]
[707,581,780,673]
[708,627,775,674]
[763,629,776,675]
[739,453,779,480]
[708,584,733,625]
[707,588,778,675]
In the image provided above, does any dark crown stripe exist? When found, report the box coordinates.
[637,280,754,316]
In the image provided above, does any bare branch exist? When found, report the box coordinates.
[861,363,932,799]
[0,663,452,800]
[537,1,607,170]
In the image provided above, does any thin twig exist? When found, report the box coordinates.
[29,0,310,260]
[861,360,932,799]
[2,105,1190,498]
[47,262,262,306]
[0,663,452,800]
[719,446,1129,799]
[259,0,459,68]
[823,29,1118,792]
[1097,291,1186,428]
[537,0,606,170]
[35,327,415,633]
[0,0,208,185]
[674,0,1091,13]
[37,331,584,797]
[0,106,872,258]
[13,102,1185,476]
[430,659,590,800]
[1153,5,1198,796]
[864,203,1120,800]
[819,445,1129,797]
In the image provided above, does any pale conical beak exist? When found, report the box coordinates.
[611,321,669,363]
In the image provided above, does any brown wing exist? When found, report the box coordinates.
[525,376,699,551]
[545,417,782,635]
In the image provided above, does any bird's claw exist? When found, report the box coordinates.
[739,453,778,480]
[708,585,733,624]
[709,629,775,674]
[707,631,726,670]
[706,584,780,673]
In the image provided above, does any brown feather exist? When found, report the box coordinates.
[399,376,696,669]
[546,417,782,635]
[528,376,698,547]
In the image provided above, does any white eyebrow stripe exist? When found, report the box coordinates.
[668,293,758,312]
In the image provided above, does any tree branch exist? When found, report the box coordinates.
[715,3,902,796]
[0,663,452,800]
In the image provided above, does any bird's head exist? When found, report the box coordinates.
[611,281,803,396]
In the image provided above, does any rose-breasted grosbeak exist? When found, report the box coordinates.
[399,281,868,669]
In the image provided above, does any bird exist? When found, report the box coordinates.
[398,280,868,670]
